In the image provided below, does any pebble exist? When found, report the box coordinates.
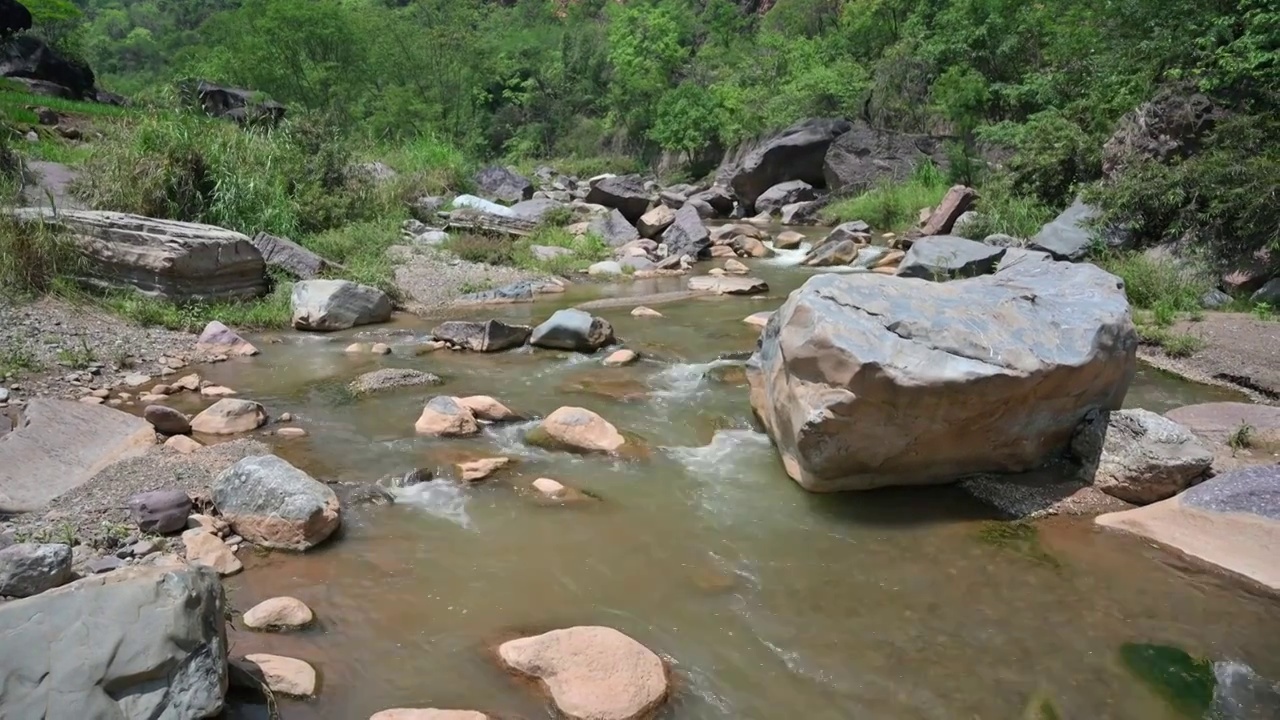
[277,427,308,438]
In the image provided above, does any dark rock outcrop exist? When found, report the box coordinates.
[190,80,286,126]
[728,118,851,212]
[0,35,94,99]
[822,122,949,194]
[1102,88,1223,180]
[659,205,711,261]
[475,166,534,204]
[585,175,651,223]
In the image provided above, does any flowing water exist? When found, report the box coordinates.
[203,232,1275,719]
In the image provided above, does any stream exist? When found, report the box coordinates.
[198,229,1275,719]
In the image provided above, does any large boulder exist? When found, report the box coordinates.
[127,490,192,534]
[250,232,342,279]
[509,198,565,223]
[528,406,626,454]
[212,455,341,550]
[291,279,392,331]
[636,205,676,239]
[0,542,72,597]
[588,209,640,247]
[414,396,480,438]
[1071,409,1214,504]
[1102,89,1222,180]
[1097,464,1280,593]
[474,166,534,204]
[0,399,154,514]
[755,180,815,216]
[727,118,851,212]
[498,626,668,720]
[144,405,191,435]
[11,209,267,302]
[747,261,1137,491]
[585,175,651,223]
[659,205,711,261]
[822,122,948,193]
[896,235,1006,280]
[192,80,285,126]
[1028,199,1130,260]
[687,186,735,217]
[431,320,530,352]
[530,309,615,353]
[0,566,227,718]
[0,35,95,99]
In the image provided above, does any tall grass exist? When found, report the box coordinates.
[953,179,1054,241]
[1096,252,1211,312]
[302,218,403,298]
[0,215,82,298]
[376,134,474,196]
[821,162,949,231]
[98,283,294,331]
[443,225,610,275]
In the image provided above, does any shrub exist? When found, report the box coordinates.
[820,161,948,231]
[953,177,1054,240]
[301,218,402,298]
[980,111,1100,207]
[444,234,520,266]
[1096,252,1210,312]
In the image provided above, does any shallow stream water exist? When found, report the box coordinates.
[202,231,1275,719]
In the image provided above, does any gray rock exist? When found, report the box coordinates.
[636,205,676,239]
[657,190,686,209]
[897,235,1007,280]
[587,208,641,247]
[687,198,716,218]
[997,247,1054,271]
[821,121,948,194]
[850,245,891,269]
[620,256,656,272]
[1028,199,1100,261]
[291,279,392,331]
[431,320,531,352]
[349,368,442,395]
[1250,278,1280,305]
[10,208,267,302]
[952,210,981,236]
[474,166,534,203]
[1201,288,1233,309]
[86,555,124,574]
[755,180,815,216]
[408,195,446,221]
[587,261,623,276]
[212,455,341,550]
[250,232,341,280]
[728,117,852,211]
[509,198,564,222]
[143,405,191,435]
[687,275,769,295]
[748,261,1137,491]
[530,309,615,353]
[660,205,711,261]
[0,566,227,718]
[0,542,72,597]
[454,280,537,305]
[450,194,514,217]
[351,161,397,183]
[687,186,734,217]
[820,221,871,246]
[801,239,861,267]
[128,490,192,534]
[780,200,822,225]
[585,175,651,223]
[1071,409,1213,504]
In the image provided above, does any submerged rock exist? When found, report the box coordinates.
[498,626,668,720]
[748,260,1137,491]
[349,368,443,396]
[243,653,316,698]
[530,309,615,353]
[688,275,768,295]
[243,596,314,631]
[196,320,259,356]
[213,455,341,550]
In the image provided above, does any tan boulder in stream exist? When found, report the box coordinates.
[190,399,268,435]
[687,275,768,295]
[415,397,480,437]
[498,626,668,720]
[528,406,626,453]
[371,711,490,720]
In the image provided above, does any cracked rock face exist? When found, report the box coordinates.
[746,260,1138,491]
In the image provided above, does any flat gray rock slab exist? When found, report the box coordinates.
[897,235,1006,280]
[1181,464,1280,519]
[0,400,155,513]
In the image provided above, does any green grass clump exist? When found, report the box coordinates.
[375,134,474,197]
[100,283,293,332]
[953,179,1054,241]
[0,90,133,120]
[25,135,94,165]
[0,341,41,376]
[1227,422,1254,451]
[1097,252,1211,312]
[56,338,97,368]
[443,226,609,276]
[300,218,403,298]
[820,162,949,231]
[976,521,1062,569]
[0,215,83,298]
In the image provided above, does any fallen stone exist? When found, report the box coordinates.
[688,186,734,216]
[250,232,341,279]
[144,404,191,435]
[604,349,638,367]
[182,528,243,576]
[431,320,531,352]
[660,205,711,261]
[457,457,511,482]
[774,230,804,249]
[585,175,651,223]
[747,260,1136,491]
[637,205,676,239]
[415,396,480,437]
[755,180,815,216]
[0,542,72,597]
[213,455,341,550]
[474,165,533,203]
[897,235,1006,280]
[1097,464,1280,593]
[371,710,490,720]
[531,309,615,353]
[191,398,268,435]
[128,489,192,534]
[456,396,521,422]
[349,368,443,396]
[244,653,317,698]
[291,279,392,331]
[498,626,668,720]
[11,208,267,301]
[1072,409,1213,504]
[588,208,641,248]
[0,566,227,718]
[529,406,626,454]
[242,596,314,630]
[196,320,259,357]
[919,185,977,236]
[1028,199,1105,261]
[0,399,154,514]
[688,275,768,295]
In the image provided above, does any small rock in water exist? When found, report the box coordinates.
[243,653,317,697]
[371,343,392,355]
[532,477,569,499]
[170,374,201,392]
[190,399,268,435]
[144,405,192,435]
[456,395,521,422]
[243,596,314,631]
[277,427,308,438]
[630,306,663,318]
[378,468,432,489]
[414,396,480,437]
[723,259,749,274]
[279,412,294,422]
[603,349,638,367]
[200,385,237,398]
[345,343,368,354]
[528,406,626,454]
[457,457,511,482]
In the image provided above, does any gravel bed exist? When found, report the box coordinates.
[389,244,548,312]
[0,297,198,406]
